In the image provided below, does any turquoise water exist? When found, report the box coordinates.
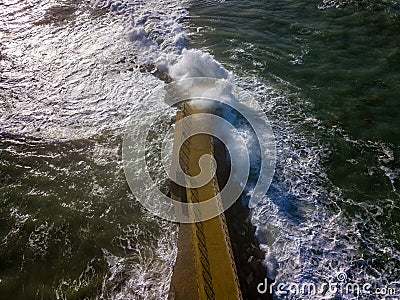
[1,0,399,298]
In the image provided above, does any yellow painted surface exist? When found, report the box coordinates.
[169,103,242,300]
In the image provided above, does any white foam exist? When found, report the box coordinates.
[4,0,399,298]
[78,2,400,298]
[169,48,232,80]
[236,75,400,297]
[87,1,400,292]
[92,0,188,68]
[100,222,177,300]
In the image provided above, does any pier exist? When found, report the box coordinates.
[168,102,242,299]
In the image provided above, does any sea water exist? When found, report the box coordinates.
[0,0,399,299]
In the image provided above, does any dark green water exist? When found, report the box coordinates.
[187,0,400,294]
[1,0,399,298]
[0,1,178,298]
[188,0,400,143]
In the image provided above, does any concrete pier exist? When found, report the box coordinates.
[168,102,242,300]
